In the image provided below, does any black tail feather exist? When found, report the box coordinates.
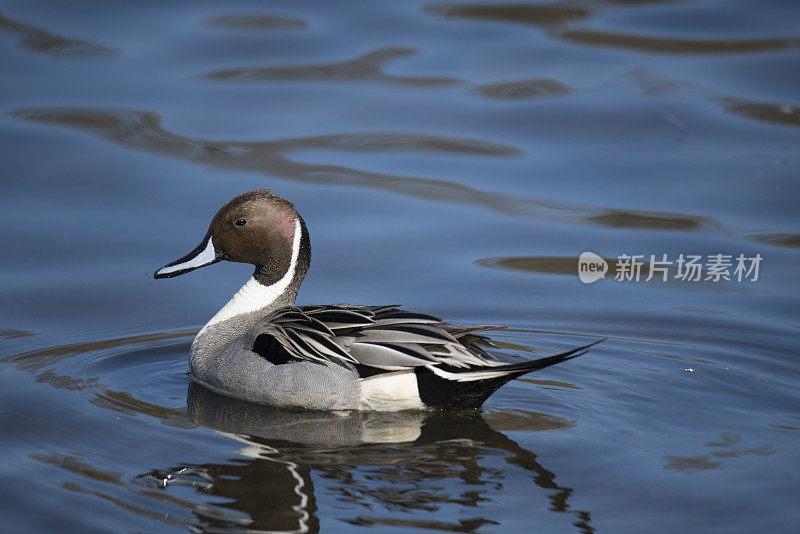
[491,338,606,376]
[415,338,605,410]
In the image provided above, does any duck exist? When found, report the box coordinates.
[155,189,602,411]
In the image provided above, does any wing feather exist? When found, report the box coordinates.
[349,342,435,370]
[252,304,503,373]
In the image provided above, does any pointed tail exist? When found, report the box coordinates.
[415,338,605,410]
[487,337,605,376]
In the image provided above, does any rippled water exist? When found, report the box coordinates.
[1,1,798,532]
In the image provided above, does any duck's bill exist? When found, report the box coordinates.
[154,234,223,279]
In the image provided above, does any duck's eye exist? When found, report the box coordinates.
[235,219,247,227]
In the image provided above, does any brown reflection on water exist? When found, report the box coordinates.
[749,233,800,249]
[9,107,718,234]
[598,0,697,4]
[424,1,800,63]
[201,47,460,86]
[473,78,570,99]
[31,453,124,484]
[205,13,307,31]
[722,98,800,128]
[0,328,37,339]
[476,255,640,285]
[664,432,779,473]
[424,0,799,60]
[0,9,116,57]
[559,29,798,55]
[8,108,518,206]
[477,255,583,276]
[425,3,592,28]
[587,209,707,230]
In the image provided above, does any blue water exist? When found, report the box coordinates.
[1,1,799,532]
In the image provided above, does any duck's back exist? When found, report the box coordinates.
[190,304,503,410]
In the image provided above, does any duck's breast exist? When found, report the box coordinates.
[191,334,362,410]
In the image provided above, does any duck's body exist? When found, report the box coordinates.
[156,189,600,411]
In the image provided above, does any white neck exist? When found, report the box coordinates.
[198,218,302,336]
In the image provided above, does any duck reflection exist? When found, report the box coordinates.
[136,382,594,533]
[187,382,430,448]
[7,330,594,532]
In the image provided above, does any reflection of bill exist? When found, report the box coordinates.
[578,251,608,283]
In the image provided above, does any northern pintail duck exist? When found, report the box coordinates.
[155,190,601,411]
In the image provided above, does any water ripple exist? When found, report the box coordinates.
[425,3,592,28]
[559,29,799,55]
[424,2,799,56]
[205,13,307,31]
[8,107,722,235]
[2,330,194,427]
[587,208,707,230]
[722,98,800,128]
[664,432,780,473]
[473,78,570,99]
[2,329,195,372]
[201,47,460,86]
[9,345,596,533]
[0,9,116,58]
[748,233,800,248]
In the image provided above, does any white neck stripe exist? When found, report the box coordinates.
[200,218,302,332]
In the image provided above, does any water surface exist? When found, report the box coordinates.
[1,1,798,532]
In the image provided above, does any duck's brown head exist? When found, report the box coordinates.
[154,189,311,287]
